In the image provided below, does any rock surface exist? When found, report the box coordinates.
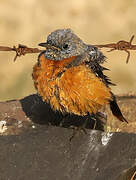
[0,94,136,180]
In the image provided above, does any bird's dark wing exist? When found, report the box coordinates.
[85,59,115,87]
[86,46,128,123]
[109,93,128,123]
[86,45,115,86]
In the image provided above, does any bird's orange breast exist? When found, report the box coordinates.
[32,54,112,115]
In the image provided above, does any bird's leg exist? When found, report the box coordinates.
[91,113,98,129]
[69,125,87,142]
[96,112,107,124]
[93,117,97,129]
[59,113,69,127]
[69,116,88,141]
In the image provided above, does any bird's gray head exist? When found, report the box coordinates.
[39,29,87,60]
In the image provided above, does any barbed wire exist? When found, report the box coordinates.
[94,35,136,63]
[0,35,135,63]
[0,44,42,61]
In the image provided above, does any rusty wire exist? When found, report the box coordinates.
[0,44,42,61]
[94,35,136,63]
[0,36,136,63]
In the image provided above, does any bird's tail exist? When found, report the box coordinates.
[109,94,128,123]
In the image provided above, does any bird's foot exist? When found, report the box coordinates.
[69,125,87,142]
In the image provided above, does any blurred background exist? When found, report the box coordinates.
[0,0,136,101]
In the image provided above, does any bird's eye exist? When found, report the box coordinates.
[63,44,69,49]
[47,40,52,44]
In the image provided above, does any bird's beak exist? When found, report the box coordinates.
[38,42,60,51]
[38,42,49,47]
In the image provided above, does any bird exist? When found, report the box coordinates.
[32,28,128,127]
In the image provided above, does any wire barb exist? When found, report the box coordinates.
[94,35,136,63]
[0,44,42,61]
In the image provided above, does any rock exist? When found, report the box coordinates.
[0,94,136,180]
[0,127,136,180]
